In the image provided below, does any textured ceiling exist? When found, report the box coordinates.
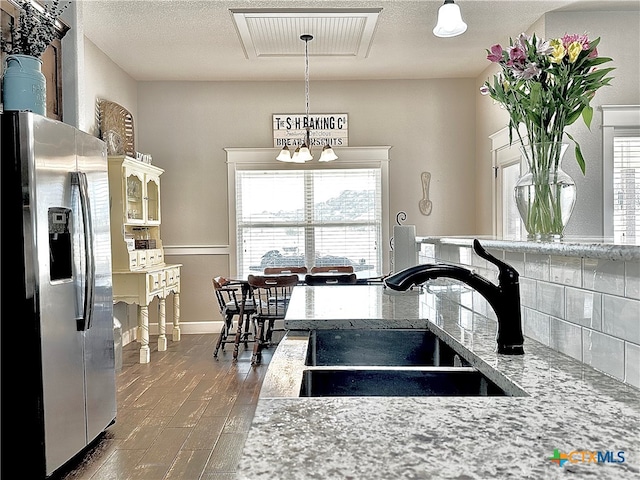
[80,0,638,82]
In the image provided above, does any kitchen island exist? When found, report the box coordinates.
[237,284,640,479]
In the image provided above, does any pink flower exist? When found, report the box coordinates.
[562,33,590,51]
[508,45,526,67]
[479,85,490,96]
[487,44,503,63]
[588,47,598,58]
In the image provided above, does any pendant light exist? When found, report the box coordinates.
[276,145,292,161]
[319,144,338,162]
[433,0,467,38]
[276,34,338,163]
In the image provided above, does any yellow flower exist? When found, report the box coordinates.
[549,39,565,63]
[567,41,582,63]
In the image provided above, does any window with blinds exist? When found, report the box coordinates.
[613,134,640,241]
[235,168,382,278]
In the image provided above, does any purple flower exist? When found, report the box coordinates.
[487,44,503,63]
[510,67,524,78]
[515,33,530,49]
[520,63,542,80]
[479,85,490,96]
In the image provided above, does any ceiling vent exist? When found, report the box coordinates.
[230,8,382,59]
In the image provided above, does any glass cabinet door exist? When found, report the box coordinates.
[125,169,144,223]
[146,177,160,224]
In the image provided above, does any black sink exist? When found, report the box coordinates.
[299,367,508,397]
[306,329,470,367]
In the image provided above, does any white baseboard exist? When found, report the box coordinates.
[122,328,136,346]
[122,321,224,346]
[151,320,223,335]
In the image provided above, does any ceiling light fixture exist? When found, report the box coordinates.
[277,34,338,163]
[433,0,467,38]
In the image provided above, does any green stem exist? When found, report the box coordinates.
[520,141,568,238]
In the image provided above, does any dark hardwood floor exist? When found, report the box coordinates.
[55,333,274,480]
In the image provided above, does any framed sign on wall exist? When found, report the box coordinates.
[273,114,348,148]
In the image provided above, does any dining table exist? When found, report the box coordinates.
[229,270,386,359]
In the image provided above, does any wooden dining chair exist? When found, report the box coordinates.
[310,265,354,274]
[304,272,358,286]
[247,274,299,365]
[263,266,308,275]
[212,276,256,358]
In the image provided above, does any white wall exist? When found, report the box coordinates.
[82,38,138,138]
[474,10,640,236]
[544,10,640,236]
[136,79,476,245]
[134,79,476,323]
[82,38,139,335]
[80,7,639,326]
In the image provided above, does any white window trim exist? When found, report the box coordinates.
[601,105,640,236]
[225,147,391,277]
[489,126,527,237]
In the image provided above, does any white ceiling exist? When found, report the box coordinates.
[81,0,638,82]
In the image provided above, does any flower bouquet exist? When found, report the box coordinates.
[481,33,614,238]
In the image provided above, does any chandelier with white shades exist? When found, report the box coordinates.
[276,34,338,163]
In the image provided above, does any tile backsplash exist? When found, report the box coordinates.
[419,241,640,390]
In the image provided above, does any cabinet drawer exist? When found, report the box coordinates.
[137,250,148,267]
[147,272,165,293]
[128,252,138,270]
[148,248,164,266]
[165,267,180,288]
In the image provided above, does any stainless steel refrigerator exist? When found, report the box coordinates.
[1,111,117,478]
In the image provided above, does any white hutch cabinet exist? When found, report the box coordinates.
[108,155,181,363]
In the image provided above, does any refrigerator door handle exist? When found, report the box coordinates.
[71,171,96,331]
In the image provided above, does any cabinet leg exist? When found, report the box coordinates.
[172,292,181,341]
[158,297,167,351]
[136,305,142,342]
[139,305,150,364]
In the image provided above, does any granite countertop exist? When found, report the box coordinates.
[237,285,640,479]
[417,235,640,261]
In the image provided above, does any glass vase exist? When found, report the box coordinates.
[514,142,576,240]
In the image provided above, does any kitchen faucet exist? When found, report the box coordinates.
[384,239,524,355]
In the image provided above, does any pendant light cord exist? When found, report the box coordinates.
[305,36,310,121]
[303,34,312,146]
